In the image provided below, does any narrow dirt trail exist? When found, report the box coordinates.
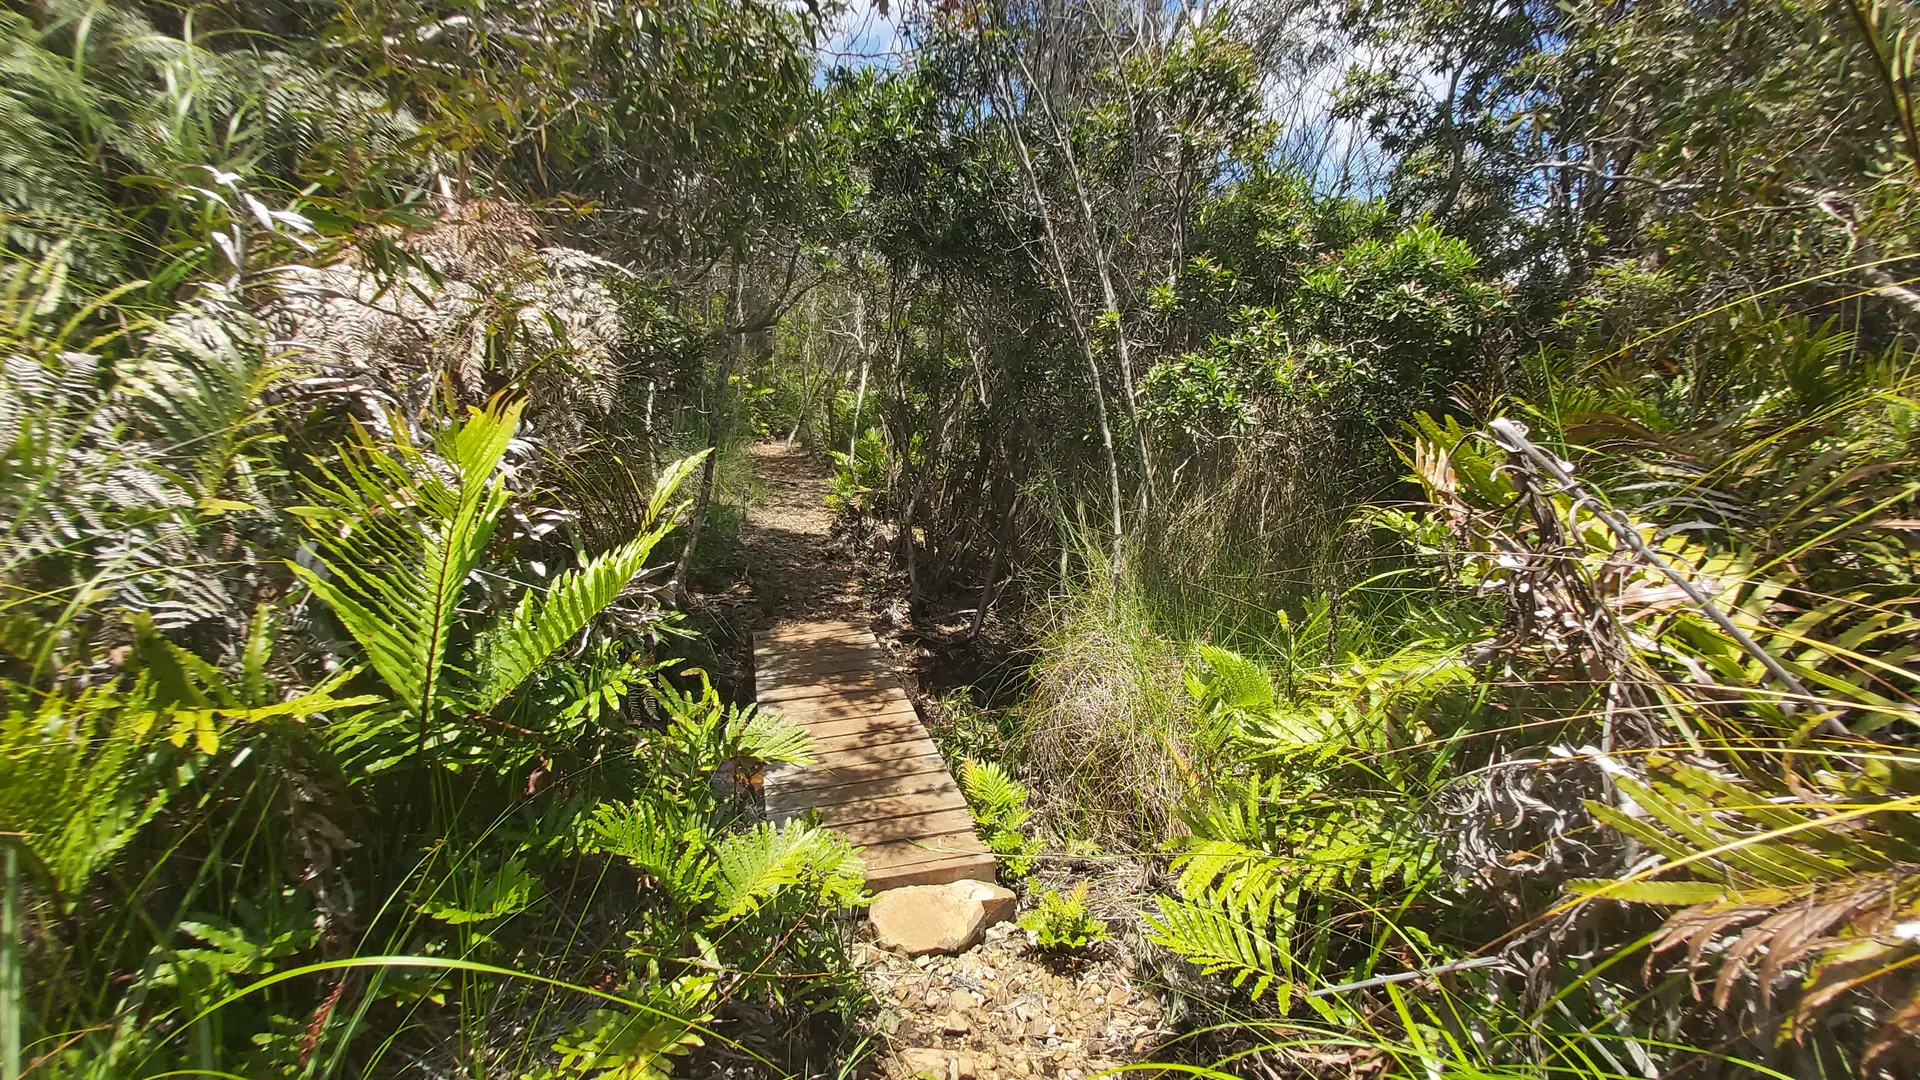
[735,441,868,625]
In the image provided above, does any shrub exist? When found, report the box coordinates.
[1018,883,1109,952]
[959,758,1040,880]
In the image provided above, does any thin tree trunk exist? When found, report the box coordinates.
[999,74,1126,580]
[786,295,819,447]
[1018,54,1154,512]
[2,843,19,1080]
[672,259,746,604]
[847,291,870,459]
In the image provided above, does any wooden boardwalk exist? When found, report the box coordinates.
[758,619,996,891]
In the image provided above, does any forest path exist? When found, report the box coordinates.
[738,444,1172,1080]
[742,442,996,889]
[735,441,867,623]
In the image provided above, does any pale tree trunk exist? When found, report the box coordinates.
[672,258,746,604]
[1018,53,1154,512]
[786,295,819,447]
[999,74,1126,580]
[847,291,870,459]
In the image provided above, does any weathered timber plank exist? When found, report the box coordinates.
[812,736,941,769]
[862,834,997,889]
[756,617,992,890]
[757,639,888,672]
[765,766,957,813]
[869,858,1000,890]
[767,751,949,792]
[808,789,973,827]
[768,697,917,728]
[864,831,992,864]
[757,656,892,687]
[756,636,887,663]
[761,624,881,648]
[813,725,927,755]
[833,808,978,848]
[786,709,921,741]
[757,677,899,705]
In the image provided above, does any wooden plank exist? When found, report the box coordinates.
[770,696,917,728]
[870,857,1000,890]
[756,616,992,891]
[761,623,879,647]
[757,637,886,667]
[769,751,948,792]
[813,724,927,755]
[758,655,891,687]
[756,635,886,662]
[810,789,973,827]
[813,736,941,769]
[757,677,899,705]
[766,765,957,813]
[861,834,997,889]
[834,808,978,848]
[788,709,921,740]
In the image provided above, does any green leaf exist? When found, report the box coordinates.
[288,396,523,725]
[1563,879,1734,906]
[709,820,864,924]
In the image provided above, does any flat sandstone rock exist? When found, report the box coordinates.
[869,880,1016,956]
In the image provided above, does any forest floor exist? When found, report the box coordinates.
[724,442,1174,1080]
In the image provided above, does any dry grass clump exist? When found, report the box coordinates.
[1013,579,1201,852]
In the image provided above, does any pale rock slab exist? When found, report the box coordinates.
[895,1047,979,1080]
[870,883,989,956]
[949,878,1018,926]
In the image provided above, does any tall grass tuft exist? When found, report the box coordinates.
[1016,534,1205,850]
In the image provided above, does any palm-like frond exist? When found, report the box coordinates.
[548,973,715,1080]
[1570,755,1920,1050]
[1147,894,1288,1005]
[288,396,521,724]
[587,799,716,912]
[474,451,703,712]
[476,533,664,712]
[726,704,815,767]
[960,757,1030,827]
[1190,643,1275,709]
[0,682,170,903]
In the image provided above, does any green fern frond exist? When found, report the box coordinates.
[288,396,523,724]
[1146,895,1289,1007]
[587,800,716,912]
[1169,837,1290,925]
[1193,644,1275,709]
[960,757,1030,829]
[727,704,815,767]
[709,820,864,924]
[475,531,669,712]
[421,856,540,925]
[480,447,703,715]
[546,972,715,1080]
[1018,882,1109,951]
[0,680,174,902]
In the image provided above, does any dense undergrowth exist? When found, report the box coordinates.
[10,0,1920,1078]
[1,1,872,1077]
[754,2,1920,1078]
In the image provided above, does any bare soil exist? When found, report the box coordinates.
[681,441,874,701]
